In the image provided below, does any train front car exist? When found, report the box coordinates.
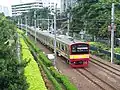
[69,43,90,68]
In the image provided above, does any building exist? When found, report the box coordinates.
[43,1,55,11]
[11,0,43,16]
[48,2,55,11]
[60,0,77,13]
[0,5,9,16]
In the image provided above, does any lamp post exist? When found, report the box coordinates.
[49,4,57,67]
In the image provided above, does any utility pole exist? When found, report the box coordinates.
[34,10,37,42]
[67,13,70,36]
[18,17,20,26]
[48,15,50,32]
[25,15,28,36]
[37,19,39,30]
[111,3,115,64]
[54,4,57,67]
[21,16,22,29]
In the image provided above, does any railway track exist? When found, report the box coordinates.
[90,57,120,77]
[76,68,117,90]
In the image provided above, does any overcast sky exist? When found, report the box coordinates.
[0,0,60,16]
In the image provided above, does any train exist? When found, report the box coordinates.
[20,25,90,68]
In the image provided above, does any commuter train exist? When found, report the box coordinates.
[20,25,90,68]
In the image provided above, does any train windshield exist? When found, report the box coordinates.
[71,44,89,54]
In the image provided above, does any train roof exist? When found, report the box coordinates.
[37,30,88,45]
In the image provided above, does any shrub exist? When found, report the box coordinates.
[114,48,120,54]
[20,38,47,90]
[90,42,110,50]
[50,66,77,90]
[39,52,53,67]
[23,35,40,53]
[114,60,120,65]
[37,59,62,90]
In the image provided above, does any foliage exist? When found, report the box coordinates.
[38,59,62,90]
[23,34,78,90]
[0,13,28,90]
[50,66,78,90]
[90,42,110,50]
[23,35,52,67]
[114,47,120,54]
[70,1,120,38]
[90,41,120,54]
[91,49,120,65]
[18,8,51,30]
[20,38,47,90]
[17,28,24,34]
[23,35,40,53]
[23,36,76,90]
[39,52,53,67]
[23,35,62,89]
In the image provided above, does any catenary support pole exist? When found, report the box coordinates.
[67,13,70,36]
[25,15,28,36]
[34,10,37,42]
[111,3,115,64]
[54,4,57,67]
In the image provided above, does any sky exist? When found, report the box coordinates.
[0,0,60,16]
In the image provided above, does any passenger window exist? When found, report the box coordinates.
[65,46,67,52]
[62,45,64,51]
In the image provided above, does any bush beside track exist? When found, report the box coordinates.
[20,36,47,90]
[90,42,120,65]
[23,35,78,90]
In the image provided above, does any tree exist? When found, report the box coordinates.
[19,7,51,30]
[70,1,120,40]
[0,13,28,90]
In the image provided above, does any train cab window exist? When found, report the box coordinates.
[71,44,89,54]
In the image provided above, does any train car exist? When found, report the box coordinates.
[25,26,90,68]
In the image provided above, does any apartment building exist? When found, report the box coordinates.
[11,0,43,16]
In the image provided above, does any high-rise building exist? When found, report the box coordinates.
[60,0,77,13]
[11,0,60,16]
[48,2,55,11]
[11,0,43,16]
[0,5,9,16]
